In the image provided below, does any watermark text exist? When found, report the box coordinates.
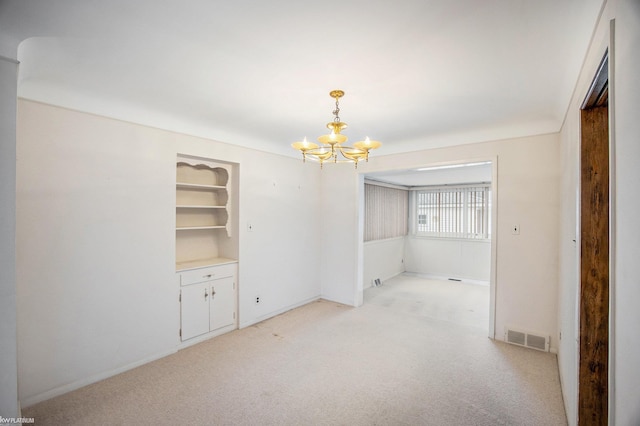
[0,416,35,424]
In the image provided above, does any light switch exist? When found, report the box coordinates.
[511,224,520,235]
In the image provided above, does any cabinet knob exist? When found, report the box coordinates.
[204,290,208,300]
[204,274,213,278]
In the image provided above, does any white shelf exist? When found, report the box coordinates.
[176,182,226,190]
[176,205,226,209]
[176,157,234,271]
[176,257,237,272]
[176,226,227,231]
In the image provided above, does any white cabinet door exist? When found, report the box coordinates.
[181,282,210,340]
[210,276,235,331]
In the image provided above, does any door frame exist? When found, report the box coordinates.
[578,50,611,426]
[356,157,498,338]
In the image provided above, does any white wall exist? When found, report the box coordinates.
[612,2,640,423]
[556,6,610,422]
[319,165,362,305]
[16,100,322,406]
[324,134,561,351]
[365,163,492,284]
[558,1,640,424]
[557,76,582,426]
[235,145,322,325]
[0,56,19,418]
[405,237,491,281]
[363,236,491,289]
[362,237,405,289]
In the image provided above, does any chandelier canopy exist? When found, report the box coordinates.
[291,90,381,168]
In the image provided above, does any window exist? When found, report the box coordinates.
[364,183,408,242]
[414,184,491,239]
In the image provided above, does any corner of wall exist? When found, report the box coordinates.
[0,55,19,418]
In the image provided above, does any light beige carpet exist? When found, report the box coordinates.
[24,274,567,425]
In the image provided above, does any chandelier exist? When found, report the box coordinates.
[291,90,382,168]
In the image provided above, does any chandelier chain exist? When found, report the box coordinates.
[333,97,341,123]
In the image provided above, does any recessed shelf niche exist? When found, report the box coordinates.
[175,155,237,271]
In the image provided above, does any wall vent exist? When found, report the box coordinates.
[505,327,549,352]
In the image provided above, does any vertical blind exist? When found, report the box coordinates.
[415,184,491,239]
[364,183,409,242]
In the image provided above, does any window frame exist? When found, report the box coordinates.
[411,183,491,241]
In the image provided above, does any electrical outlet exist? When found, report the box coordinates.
[255,296,260,304]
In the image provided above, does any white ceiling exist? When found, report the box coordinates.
[1,0,603,158]
[366,161,493,187]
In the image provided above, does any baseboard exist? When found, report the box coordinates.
[402,271,489,286]
[364,270,405,289]
[239,295,321,329]
[317,295,357,307]
[20,348,177,408]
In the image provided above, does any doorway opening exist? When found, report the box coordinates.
[358,160,497,337]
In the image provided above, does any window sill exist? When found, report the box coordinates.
[410,235,491,243]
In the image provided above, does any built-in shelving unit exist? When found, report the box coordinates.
[176,154,239,343]
[175,155,237,271]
